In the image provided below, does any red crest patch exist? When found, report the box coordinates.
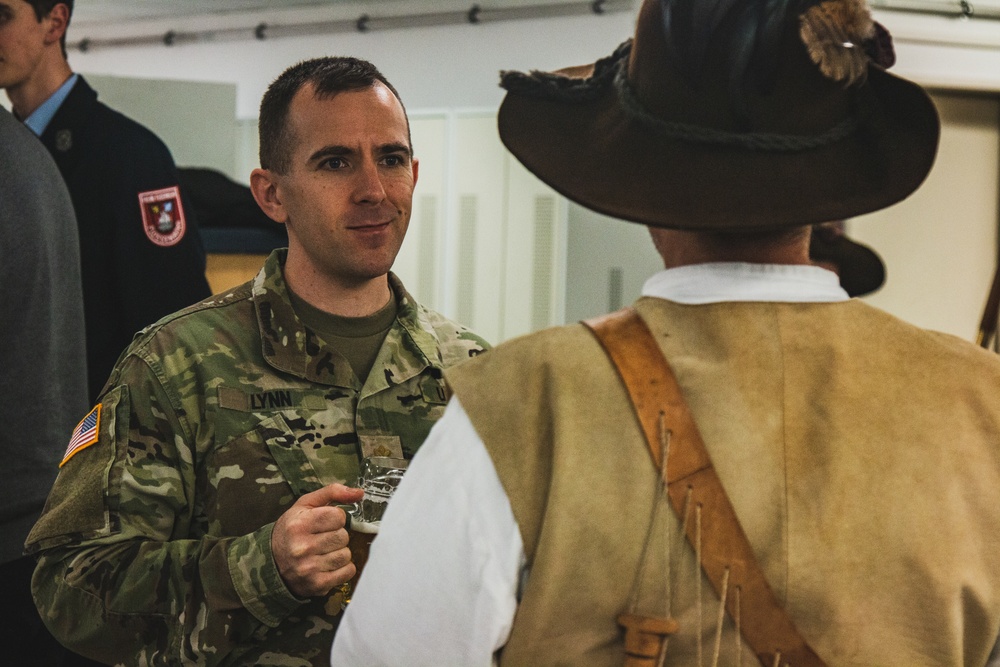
[138,186,187,247]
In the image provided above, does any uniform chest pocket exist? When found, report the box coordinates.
[201,413,326,535]
[256,413,326,497]
[213,385,361,491]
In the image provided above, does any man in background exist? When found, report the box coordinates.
[332,0,1000,664]
[0,106,87,663]
[0,0,211,402]
[27,56,487,666]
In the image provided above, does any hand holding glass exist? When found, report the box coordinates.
[339,456,408,605]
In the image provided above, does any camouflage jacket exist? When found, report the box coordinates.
[26,250,488,666]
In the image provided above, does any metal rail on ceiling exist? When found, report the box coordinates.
[871,0,1000,20]
[68,0,633,52]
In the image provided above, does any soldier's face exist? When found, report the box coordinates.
[0,1,53,91]
[264,82,418,289]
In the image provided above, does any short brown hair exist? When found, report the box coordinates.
[24,0,73,57]
[258,57,410,174]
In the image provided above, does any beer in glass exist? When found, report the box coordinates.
[340,456,408,604]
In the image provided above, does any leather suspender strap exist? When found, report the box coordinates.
[583,307,827,667]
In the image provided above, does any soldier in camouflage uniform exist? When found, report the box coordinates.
[26,57,488,666]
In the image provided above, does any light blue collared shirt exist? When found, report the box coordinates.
[23,73,79,137]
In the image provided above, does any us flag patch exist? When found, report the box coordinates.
[61,405,101,467]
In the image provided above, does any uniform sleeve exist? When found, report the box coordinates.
[26,354,303,666]
[109,127,211,336]
[330,397,523,666]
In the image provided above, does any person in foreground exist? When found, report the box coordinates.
[26,56,487,666]
[331,0,1000,665]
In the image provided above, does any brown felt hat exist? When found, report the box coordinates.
[497,0,940,231]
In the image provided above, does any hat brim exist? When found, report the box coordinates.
[810,233,886,297]
[498,66,940,231]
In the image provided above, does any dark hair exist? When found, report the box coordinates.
[25,0,73,57]
[258,56,410,174]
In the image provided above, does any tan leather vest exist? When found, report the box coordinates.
[447,298,1000,667]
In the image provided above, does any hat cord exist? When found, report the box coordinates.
[615,66,861,153]
[499,39,633,103]
[500,37,864,154]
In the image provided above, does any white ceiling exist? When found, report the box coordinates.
[73,1,354,24]
[70,0,578,26]
[64,0,639,55]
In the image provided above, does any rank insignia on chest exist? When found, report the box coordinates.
[138,185,187,247]
[360,434,404,459]
[419,376,449,405]
[61,405,101,467]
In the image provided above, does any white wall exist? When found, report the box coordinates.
[850,92,1000,340]
[85,74,237,176]
[66,9,638,120]
[565,205,663,323]
[877,9,1000,91]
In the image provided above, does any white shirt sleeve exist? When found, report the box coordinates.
[330,397,524,666]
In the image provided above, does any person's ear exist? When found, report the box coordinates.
[249,168,289,225]
[44,3,71,46]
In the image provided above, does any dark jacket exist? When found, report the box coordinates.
[40,76,212,402]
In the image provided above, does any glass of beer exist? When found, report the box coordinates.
[339,456,408,606]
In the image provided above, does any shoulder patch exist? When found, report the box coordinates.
[61,405,101,467]
[138,185,187,247]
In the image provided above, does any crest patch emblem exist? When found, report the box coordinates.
[138,186,187,247]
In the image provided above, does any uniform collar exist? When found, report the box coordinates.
[641,262,850,305]
[364,272,448,397]
[252,250,439,390]
[37,75,98,177]
[23,73,78,136]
